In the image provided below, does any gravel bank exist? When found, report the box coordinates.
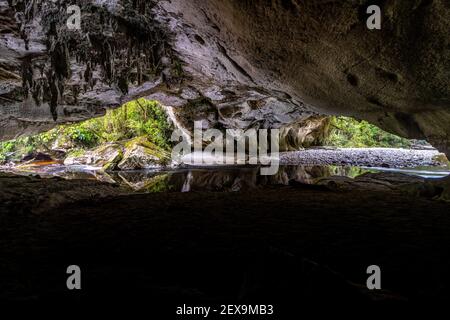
[280,148,441,168]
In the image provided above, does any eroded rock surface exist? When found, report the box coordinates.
[64,143,123,169]
[117,136,170,170]
[63,136,169,170]
[1,0,449,154]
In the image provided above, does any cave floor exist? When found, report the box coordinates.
[1,185,450,312]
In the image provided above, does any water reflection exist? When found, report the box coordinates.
[11,165,369,193]
[1,163,449,193]
[113,166,351,193]
[112,165,449,193]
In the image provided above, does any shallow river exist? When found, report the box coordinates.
[2,162,449,193]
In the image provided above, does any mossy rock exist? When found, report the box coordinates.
[51,134,76,152]
[432,153,449,166]
[92,144,123,171]
[118,137,170,170]
[64,149,90,166]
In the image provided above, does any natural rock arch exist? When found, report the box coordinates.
[0,0,449,155]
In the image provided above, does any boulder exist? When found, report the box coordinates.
[64,143,123,170]
[279,116,330,151]
[92,144,124,171]
[432,153,449,166]
[63,152,92,166]
[117,137,170,171]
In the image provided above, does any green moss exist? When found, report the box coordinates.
[432,153,449,166]
[122,136,170,165]
[0,99,173,163]
[0,134,55,162]
[67,148,85,158]
[171,58,185,79]
[102,153,123,171]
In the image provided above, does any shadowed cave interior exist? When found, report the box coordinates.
[0,0,449,314]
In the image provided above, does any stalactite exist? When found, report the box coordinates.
[10,0,178,122]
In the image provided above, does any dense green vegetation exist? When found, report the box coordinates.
[324,116,412,148]
[0,99,173,163]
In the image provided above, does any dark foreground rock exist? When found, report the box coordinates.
[0,172,450,312]
[0,173,124,214]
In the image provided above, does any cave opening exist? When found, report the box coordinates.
[0,99,448,193]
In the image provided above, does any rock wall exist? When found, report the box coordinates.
[0,0,449,154]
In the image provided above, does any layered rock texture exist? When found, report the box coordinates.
[0,1,449,153]
[63,137,170,170]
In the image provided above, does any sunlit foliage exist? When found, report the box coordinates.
[0,99,172,162]
[324,116,412,148]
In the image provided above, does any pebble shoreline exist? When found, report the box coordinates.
[280,148,441,168]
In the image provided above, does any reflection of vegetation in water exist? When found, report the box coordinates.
[0,99,172,163]
[327,165,371,178]
[115,172,173,193]
[325,116,412,148]
[143,174,173,193]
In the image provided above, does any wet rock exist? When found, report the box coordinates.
[427,176,450,202]
[117,172,172,193]
[64,143,123,170]
[117,137,170,170]
[314,171,450,202]
[316,172,426,192]
[438,179,450,202]
[432,153,449,166]
[93,144,124,171]
[0,172,123,214]
[63,152,91,166]
[62,137,170,171]
[106,165,356,193]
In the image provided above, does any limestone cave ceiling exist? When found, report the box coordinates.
[0,0,449,154]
